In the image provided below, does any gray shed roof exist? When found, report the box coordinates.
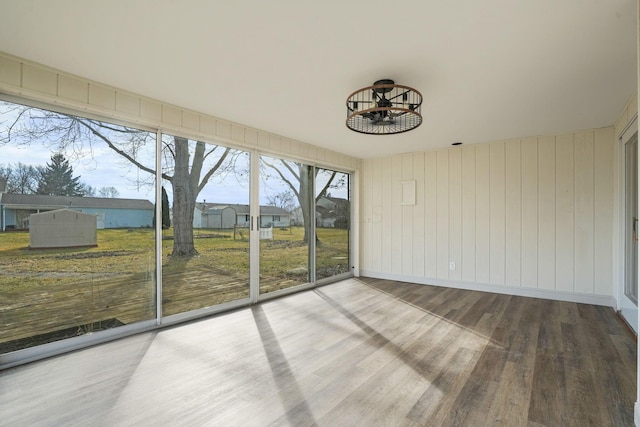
[0,193,154,210]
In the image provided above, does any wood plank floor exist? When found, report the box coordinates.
[0,277,636,426]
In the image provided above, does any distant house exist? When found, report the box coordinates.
[315,196,350,228]
[291,196,350,228]
[193,203,237,229]
[193,202,291,229]
[0,193,154,231]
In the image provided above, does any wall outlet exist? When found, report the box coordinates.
[449,261,456,271]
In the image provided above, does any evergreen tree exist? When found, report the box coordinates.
[37,153,83,196]
[153,187,172,229]
[161,186,171,229]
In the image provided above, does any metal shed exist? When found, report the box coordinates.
[29,208,97,249]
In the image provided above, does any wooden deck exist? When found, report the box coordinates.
[0,268,302,349]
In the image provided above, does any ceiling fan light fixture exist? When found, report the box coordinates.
[346,79,422,135]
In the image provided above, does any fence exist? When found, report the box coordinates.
[233,225,273,240]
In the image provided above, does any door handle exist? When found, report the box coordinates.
[634,217,638,243]
[251,216,260,230]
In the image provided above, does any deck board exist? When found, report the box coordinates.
[0,268,296,346]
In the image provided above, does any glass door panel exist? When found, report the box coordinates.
[0,101,157,353]
[259,155,312,294]
[161,134,250,316]
[623,131,638,333]
[315,169,351,280]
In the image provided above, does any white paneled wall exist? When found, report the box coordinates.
[361,128,616,305]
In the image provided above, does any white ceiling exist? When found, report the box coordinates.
[0,0,636,158]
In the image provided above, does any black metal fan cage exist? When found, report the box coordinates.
[346,80,422,135]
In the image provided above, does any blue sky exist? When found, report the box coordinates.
[2,140,253,205]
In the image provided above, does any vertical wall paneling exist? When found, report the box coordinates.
[268,134,280,152]
[290,140,300,157]
[277,137,290,153]
[371,158,384,271]
[475,144,491,283]
[140,98,162,122]
[538,136,557,290]
[161,104,182,127]
[115,91,140,117]
[21,64,57,96]
[59,75,89,104]
[449,148,463,281]
[361,160,373,269]
[359,126,615,300]
[88,83,116,111]
[382,157,393,273]
[244,129,258,147]
[521,137,539,287]
[391,156,403,274]
[574,131,595,293]
[436,150,450,279]
[505,140,522,286]
[490,141,506,285]
[594,127,615,296]
[257,132,270,150]
[461,146,477,282]
[413,153,426,277]
[183,111,200,133]
[425,151,438,277]
[0,54,21,86]
[401,154,414,275]
[555,134,575,292]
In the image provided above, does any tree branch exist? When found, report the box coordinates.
[261,159,299,198]
[316,171,337,202]
[279,159,300,182]
[75,119,173,182]
[198,147,231,194]
[1,106,33,144]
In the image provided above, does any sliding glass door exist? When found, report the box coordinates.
[622,130,638,332]
[259,155,313,294]
[0,100,157,353]
[315,168,351,280]
[161,134,251,317]
[0,97,353,364]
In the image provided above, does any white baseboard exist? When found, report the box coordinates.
[358,270,616,308]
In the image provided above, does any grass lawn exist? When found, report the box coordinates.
[0,226,348,349]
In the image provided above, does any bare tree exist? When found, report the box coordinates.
[161,136,234,256]
[0,163,41,194]
[0,101,237,257]
[98,186,120,198]
[261,158,339,243]
[265,190,296,212]
[78,183,96,197]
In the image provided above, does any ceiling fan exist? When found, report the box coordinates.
[346,79,422,134]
